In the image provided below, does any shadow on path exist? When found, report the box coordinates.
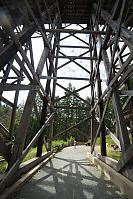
[12,146,127,199]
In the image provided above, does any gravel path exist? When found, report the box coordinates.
[12,146,127,199]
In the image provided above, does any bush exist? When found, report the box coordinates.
[67,136,75,145]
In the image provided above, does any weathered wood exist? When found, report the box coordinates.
[0,123,9,140]
[55,84,90,102]
[96,20,133,178]
[96,21,131,153]
[54,116,90,140]
[112,91,130,152]
[56,83,89,105]
[43,29,107,35]
[40,76,90,81]
[97,5,133,49]
[0,83,40,91]
[120,90,133,97]
[8,15,58,167]
[93,151,118,170]
[117,143,133,172]
[9,88,19,140]
[124,113,133,123]
[19,151,53,175]
[8,90,37,170]
[97,68,106,156]
[91,90,112,153]
[0,137,11,162]
[15,55,33,83]
[0,123,9,135]
[0,2,56,70]
[52,117,90,140]
[0,0,133,187]
[122,96,132,111]
[0,113,54,192]
[57,50,91,73]
[53,55,97,60]
[106,127,121,149]
[28,39,35,68]
[60,45,90,49]
[48,30,60,151]
[33,102,40,124]
[22,113,54,160]
[36,21,58,156]
[24,0,52,50]
[117,64,133,87]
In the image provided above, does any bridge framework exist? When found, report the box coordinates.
[0,0,133,193]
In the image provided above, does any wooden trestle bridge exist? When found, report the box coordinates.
[0,0,133,197]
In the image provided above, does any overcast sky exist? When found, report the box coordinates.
[2,24,108,105]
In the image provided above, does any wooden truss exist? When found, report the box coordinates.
[0,0,133,192]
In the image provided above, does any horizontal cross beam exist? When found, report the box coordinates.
[53,56,97,60]
[0,84,40,91]
[43,29,108,35]
[40,76,90,81]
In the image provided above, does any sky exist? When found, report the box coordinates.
[1,24,108,105]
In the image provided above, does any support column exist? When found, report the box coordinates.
[97,69,106,156]
[36,19,60,156]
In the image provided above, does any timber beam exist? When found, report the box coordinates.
[43,29,107,35]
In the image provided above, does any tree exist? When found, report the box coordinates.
[53,83,91,141]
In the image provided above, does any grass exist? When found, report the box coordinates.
[0,137,122,174]
[0,140,69,174]
[95,134,116,146]
[0,161,8,174]
[95,134,122,161]
[107,151,122,161]
[23,145,46,162]
[52,139,68,148]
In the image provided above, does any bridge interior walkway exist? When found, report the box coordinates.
[12,146,126,199]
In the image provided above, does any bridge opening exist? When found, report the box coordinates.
[0,0,133,197]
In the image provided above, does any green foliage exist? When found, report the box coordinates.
[12,83,91,148]
[68,136,75,144]
[0,103,11,129]
[52,140,68,148]
[24,117,39,148]
[0,104,10,116]
[107,151,121,161]
[104,99,115,133]
[23,145,46,162]
[53,83,91,141]
[96,135,116,146]
[95,135,122,161]
[0,161,8,173]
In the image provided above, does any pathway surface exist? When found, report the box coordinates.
[12,146,127,199]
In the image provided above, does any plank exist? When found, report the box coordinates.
[117,143,133,172]
[43,29,107,35]
[0,84,40,91]
[0,2,56,70]
[0,137,11,162]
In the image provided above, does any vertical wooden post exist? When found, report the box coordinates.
[36,96,48,156]
[49,26,60,150]
[8,15,58,166]
[97,68,106,156]
[126,81,133,143]
[9,91,19,141]
[48,109,54,151]
[90,83,95,147]
[36,17,60,156]
[90,50,95,148]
